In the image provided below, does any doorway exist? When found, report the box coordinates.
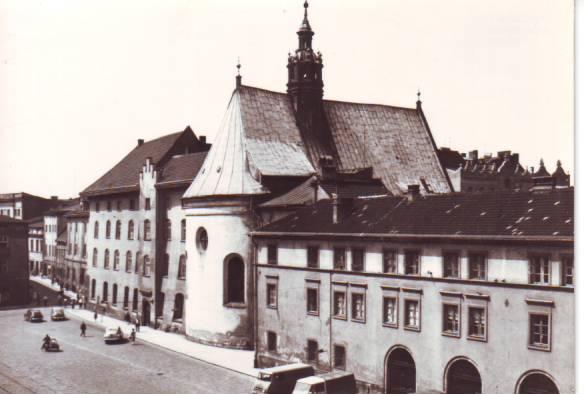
[385,347,416,394]
[446,358,482,394]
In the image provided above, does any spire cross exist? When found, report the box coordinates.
[304,0,309,18]
[236,58,241,76]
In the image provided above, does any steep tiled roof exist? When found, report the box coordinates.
[257,188,573,239]
[259,176,329,208]
[158,152,208,185]
[82,132,184,195]
[235,86,451,195]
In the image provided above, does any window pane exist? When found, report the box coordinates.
[351,248,364,272]
[383,249,397,273]
[383,297,397,325]
[333,292,346,317]
[307,288,318,314]
[351,293,365,321]
[405,251,419,275]
[334,248,346,270]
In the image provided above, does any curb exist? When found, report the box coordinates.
[65,310,257,379]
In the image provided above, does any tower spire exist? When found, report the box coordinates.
[235,58,242,89]
[416,89,422,110]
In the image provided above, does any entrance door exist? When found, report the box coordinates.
[142,300,151,326]
[518,373,559,394]
[447,359,482,394]
[386,348,416,394]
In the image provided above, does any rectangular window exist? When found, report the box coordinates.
[351,293,365,322]
[129,199,136,211]
[307,246,319,268]
[404,300,420,330]
[334,247,346,270]
[562,255,574,286]
[351,248,364,272]
[443,251,460,278]
[267,331,277,352]
[382,297,398,327]
[442,304,460,336]
[382,249,397,273]
[529,313,550,350]
[404,251,419,275]
[333,345,346,370]
[468,306,486,340]
[266,283,277,309]
[333,291,347,319]
[267,244,278,265]
[306,288,319,315]
[145,198,151,210]
[529,255,550,284]
[307,340,318,363]
[468,252,487,280]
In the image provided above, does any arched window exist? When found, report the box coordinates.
[91,279,96,299]
[104,249,110,269]
[178,255,186,279]
[112,283,118,305]
[173,293,184,321]
[125,251,132,272]
[128,220,134,240]
[166,219,172,241]
[123,286,129,309]
[135,252,141,273]
[225,255,245,304]
[143,255,151,276]
[181,219,186,242]
[92,248,98,267]
[113,250,120,270]
[105,220,111,239]
[102,281,109,302]
[144,220,151,241]
[115,220,121,240]
[94,221,99,239]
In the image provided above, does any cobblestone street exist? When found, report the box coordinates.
[0,308,254,394]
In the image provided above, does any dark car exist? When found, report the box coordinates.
[24,309,44,322]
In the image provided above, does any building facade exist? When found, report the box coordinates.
[181,1,451,350]
[0,192,64,220]
[27,217,44,276]
[63,210,89,297]
[252,187,574,394]
[0,215,29,306]
[42,201,79,283]
[81,126,209,330]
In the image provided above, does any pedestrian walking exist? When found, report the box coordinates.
[80,321,87,337]
[130,328,136,345]
[93,310,98,321]
[135,318,140,332]
[71,298,75,310]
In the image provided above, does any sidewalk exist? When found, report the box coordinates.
[66,305,258,378]
[30,275,78,300]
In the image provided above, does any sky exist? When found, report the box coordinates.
[0,0,574,198]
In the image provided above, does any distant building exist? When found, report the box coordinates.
[0,215,29,306]
[63,209,89,297]
[26,217,44,275]
[438,148,570,192]
[0,192,65,220]
[80,126,209,329]
[252,185,574,394]
[42,200,80,282]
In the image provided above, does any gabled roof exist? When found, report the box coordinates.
[157,152,208,186]
[234,86,450,195]
[259,176,329,208]
[257,188,573,240]
[82,127,208,197]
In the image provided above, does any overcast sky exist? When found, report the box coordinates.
[0,0,574,198]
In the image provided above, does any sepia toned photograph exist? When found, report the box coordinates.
[0,1,575,393]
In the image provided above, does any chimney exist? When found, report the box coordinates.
[199,135,207,144]
[407,184,420,201]
[468,150,478,161]
[138,139,144,146]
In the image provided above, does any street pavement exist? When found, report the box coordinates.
[0,308,255,394]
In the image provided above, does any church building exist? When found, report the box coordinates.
[182,1,452,350]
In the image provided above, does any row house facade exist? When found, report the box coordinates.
[62,209,89,297]
[252,186,574,394]
[0,192,64,221]
[27,217,44,276]
[0,215,29,306]
[81,126,209,330]
[42,200,79,282]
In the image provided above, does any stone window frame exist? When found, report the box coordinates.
[332,287,348,321]
[267,244,278,265]
[381,286,399,328]
[561,254,574,286]
[306,287,319,316]
[467,305,487,342]
[266,282,278,310]
[442,302,461,338]
[526,299,554,352]
[382,248,398,274]
[467,251,488,280]
[442,250,461,279]
[528,254,551,285]
[404,249,420,276]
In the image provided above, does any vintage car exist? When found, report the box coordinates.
[24,309,44,322]
[103,327,125,344]
[50,307,66,321]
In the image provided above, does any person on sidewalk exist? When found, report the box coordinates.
[71,299,75,310]
[93,310,98,321]
[80,322,87,337]
[135,318,140,332]
[130,328,136,345]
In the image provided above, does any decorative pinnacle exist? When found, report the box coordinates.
[304,0,309,16]
[236,58,241,76]
[417,89,421,101]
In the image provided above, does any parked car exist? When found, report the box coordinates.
[252,364,314,394]
[104,326,125,344]
[292,371,357,394]
[24,309,44,322]
[50,307,66,321]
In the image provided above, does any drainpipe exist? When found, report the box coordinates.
[329,270,333,371]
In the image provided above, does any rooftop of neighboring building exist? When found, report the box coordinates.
[0,215,25,225]
[256,187,573,240]
[82,126,210,197]
[156,151,209,187]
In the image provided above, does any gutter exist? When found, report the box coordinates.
[251,231,573,245]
